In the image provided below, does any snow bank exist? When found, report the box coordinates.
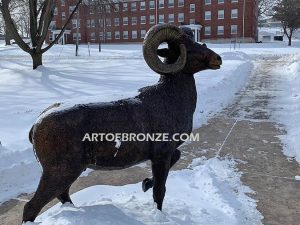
[27,158,262,225]
[194,51,252,126]
[0,147,41,202]
[271,53,300,163]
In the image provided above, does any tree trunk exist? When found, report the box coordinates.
[5,35,11,45]
[31,52,43,69]
[288,36,292,46]
[4,27,11,46]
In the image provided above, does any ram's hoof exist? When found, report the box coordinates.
[142,178,153,192]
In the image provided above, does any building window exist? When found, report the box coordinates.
[54,7,58,15]
[123,17,128,25]
[123,3,128,11]
[159,0,164,8]
[140,1,146,10]
[61,0,65,6]
[168,0,174,7]
[99,32,103,40]
[168,14,174,23]
[99,19,103,27]
[114,4,119,12]
[123,31,128,39]
[232,0,238,2]
[141,16,146,24]
[69,6,75,13]
[114,18,119,26]
[86,19,95,27]
[91,32,96,40]
[72,19,79,28]
[205,11,211,20]
[218,0,224,3]
[205,0,211,5]
[231,9,238,18]
[150,15,155,24]
[49,21,56,30]
[89,6,94,14]
[73,33,81,40]
[132,17,137,25]
[141,30,146,39]
[132,30,137,39]
[159,14,164,23]
[115,31,120,39]
[204,26,211,35]
[131,2,137,11]
[91,19,95,27]
[231,25,238,34]
[105,5,110,13]
[218,10,224,19]
[106,18,111,26]
[61,12,65,20]
[190,18,195,24]
[217,26,224,35]
[178,0,184,7]
[106,32,112,40]
[178,13,184,22]
[190,4,195,12]
[150,1,155,9]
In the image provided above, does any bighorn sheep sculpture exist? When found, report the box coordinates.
[23,24,222,222]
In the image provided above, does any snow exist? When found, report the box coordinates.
[0,43,256,204]
[26,158,262,225]
[270,53,300,164]
[0,40,299,223]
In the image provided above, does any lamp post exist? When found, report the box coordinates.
[242,0,246,42]
[156,0,158,25]
[75,4,80,56]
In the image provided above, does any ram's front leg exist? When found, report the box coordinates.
[143,149,180,192]
[151,156,171,210]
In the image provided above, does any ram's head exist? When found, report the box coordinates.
[143,24,222,75]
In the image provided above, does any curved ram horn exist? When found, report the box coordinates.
[143,24,187,75]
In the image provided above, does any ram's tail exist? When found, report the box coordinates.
[29,126,34,144]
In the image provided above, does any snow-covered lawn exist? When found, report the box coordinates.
[0,40,299,224]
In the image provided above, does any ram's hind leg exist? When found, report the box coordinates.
[22,168,82,222]
[142,149,180,192]
[57,187,73,204]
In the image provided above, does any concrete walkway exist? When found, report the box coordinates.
[189,58,300,225]
[1,58,300,225]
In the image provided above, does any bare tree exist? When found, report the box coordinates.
[80,0,119,53]
[274,0,300,46]
[0,0,82,69]
[0,0,26,45]
[258,0,279,17]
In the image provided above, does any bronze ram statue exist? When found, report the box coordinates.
[22,24,222,222]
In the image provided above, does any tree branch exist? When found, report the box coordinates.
[37,1,55,49]
[29,0,38,47]
[42,0,82,53]
[0,0,31,53]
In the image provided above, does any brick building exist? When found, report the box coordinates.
[48,0,258,44]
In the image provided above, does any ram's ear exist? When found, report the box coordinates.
[157,48,170,58]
